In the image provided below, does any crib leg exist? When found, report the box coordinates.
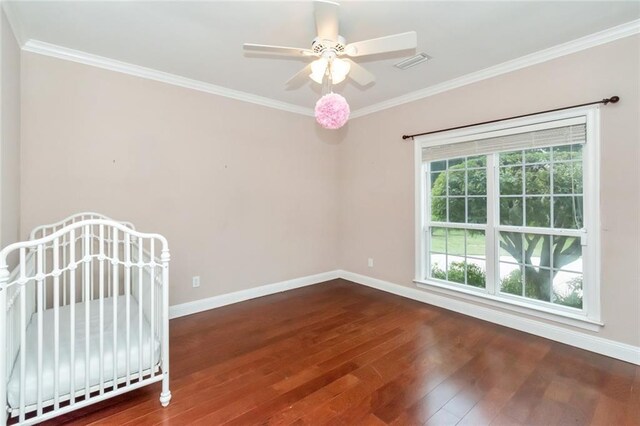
[159,362,171,407]
[160,249,171,408]
[159,386,171,407]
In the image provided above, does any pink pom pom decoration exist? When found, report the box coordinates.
[315,93,350,129]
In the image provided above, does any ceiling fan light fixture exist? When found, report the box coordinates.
[310,57,329,84]
[330,58,350,84]
[309,57,351,84]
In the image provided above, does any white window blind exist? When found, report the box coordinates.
[422,119,586,162]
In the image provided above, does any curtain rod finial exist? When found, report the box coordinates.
[402,135,412,140]
[608,96,620,104]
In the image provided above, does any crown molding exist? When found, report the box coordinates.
[22,40,315,117]
[17,17,640,120]
[350,18,640,119]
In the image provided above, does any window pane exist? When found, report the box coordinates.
[447,228,465,256]
[448,157,465,168]
[429,227,487,289]
[430,160,447,172]
[448,170,465,196]
[553,236,582,273]
[500,166,522,195]
[467,197,487,224]
[466,230,485,258]
[552,272,583,309]
[523,234,550,267]
[525,164,550,195]
[431,197,447,221]
[553,144,583,161]
[449,198,465,223]
[500,264,522,296]
[553,196,583,229]
[467,169,486,195]
[524,266,552,302]
[467,155,486,168]
[500,150,523,166]
[430,253,447,280]
[500,197,523,226]
[466,260,486,288]
[525,196,551,228]
[430,227,446,253]
[498,232,582,308]
[447,256,466,284]
[500,232,523,264]
[431,171,446,191]
[525,147,550,164]
[553,162,583,194]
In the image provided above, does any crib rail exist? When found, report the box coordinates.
[29,213,137,310]
[0,218,171,425]
[29,212,135,240]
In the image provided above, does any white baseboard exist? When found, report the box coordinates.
[169,270,340,319]
[338,270,640,365]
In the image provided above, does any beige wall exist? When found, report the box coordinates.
[20,52,340,305]
[19,34,640,347]
[338,35,640,346]
[0,9,21,265]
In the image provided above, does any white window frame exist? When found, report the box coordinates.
[414,106,602,331]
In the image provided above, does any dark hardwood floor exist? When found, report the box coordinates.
[45,279,639,425]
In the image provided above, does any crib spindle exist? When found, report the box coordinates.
[90,226,95,301]
[69,228,76,405]
[149,239,155,379]
[81,230,85,304]
[107,227,111,299]
[137,239,144,381]
[37,244,44,416]
[112,228,119,390]
[84,225,91,400]
[99,224,105,395]
[125,233,131,386]
[42,231,47,311]
[19,248,26,423]
[63,232,67,306]
[53,237,61,410]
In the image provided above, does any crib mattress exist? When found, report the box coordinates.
[7,295,160,410]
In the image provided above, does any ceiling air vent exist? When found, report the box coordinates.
[394,53,431,70]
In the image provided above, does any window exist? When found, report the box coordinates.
[415,108,600,325]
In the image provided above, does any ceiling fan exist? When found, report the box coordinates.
[243,0,417,87]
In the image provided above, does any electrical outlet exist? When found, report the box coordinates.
[192,276,201,288]
[368,258,374,268]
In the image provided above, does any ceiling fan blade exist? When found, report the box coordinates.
[314,1,339,41]
[344,59,375,86]
[344,31,417,57]
[243,43,314,57]
[286,64,313,88]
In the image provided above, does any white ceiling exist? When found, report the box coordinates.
[6,1,640,111]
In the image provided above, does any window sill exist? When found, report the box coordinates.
[413,279,604,332]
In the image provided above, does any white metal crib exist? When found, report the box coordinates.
[0,213,171,425]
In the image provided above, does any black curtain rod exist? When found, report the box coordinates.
[402,96,620,140]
